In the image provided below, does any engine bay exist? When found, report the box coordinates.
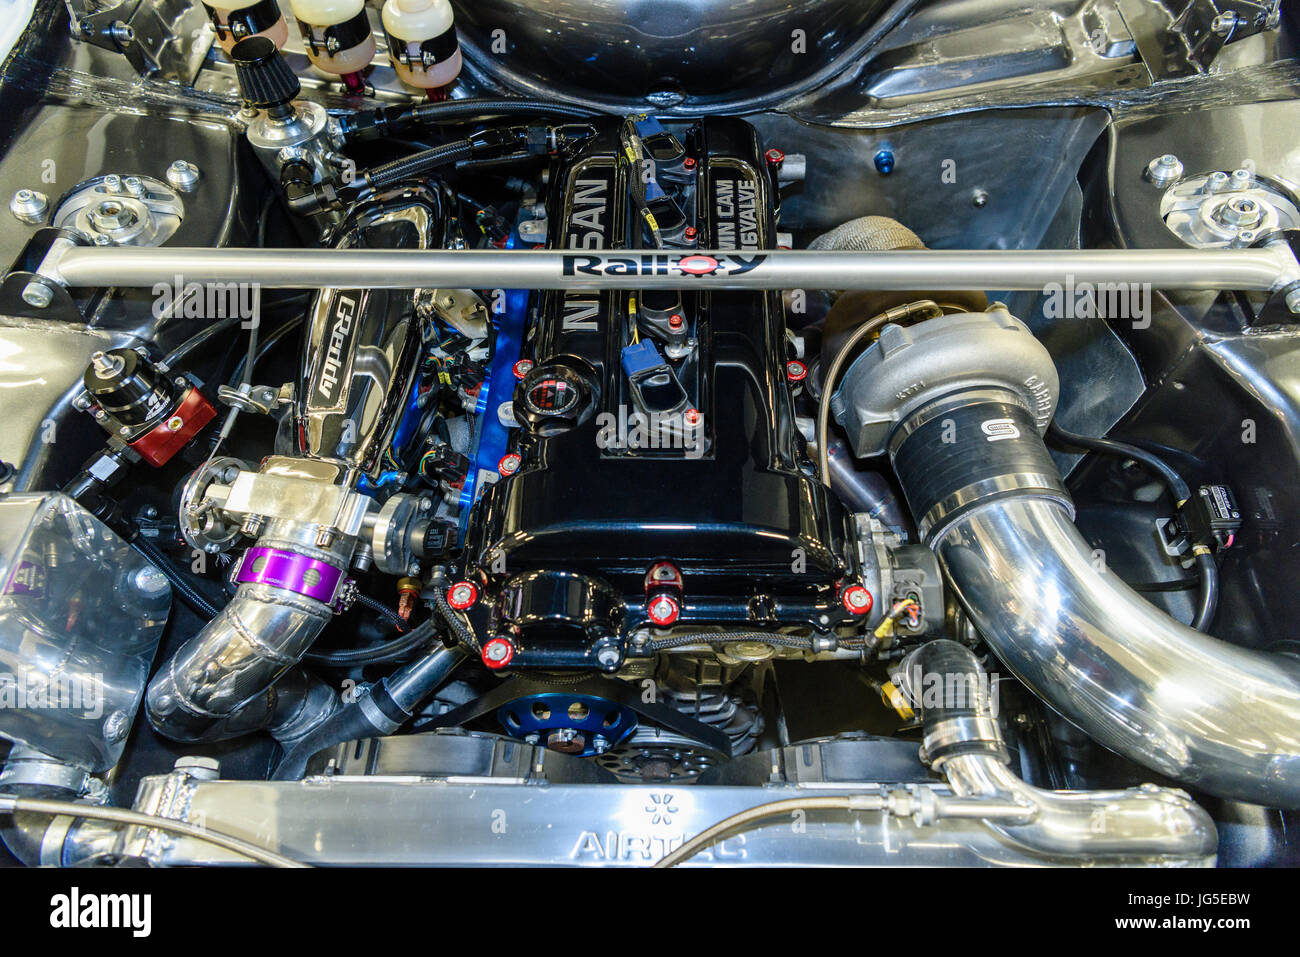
[1,0,1299,870]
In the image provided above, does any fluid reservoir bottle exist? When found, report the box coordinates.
[203,0,289,54]
[381,0,462,91]
[288,0,377,94]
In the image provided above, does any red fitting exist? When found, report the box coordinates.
[512,359,534,379]
[786,359,808,383]
[447,581,479,611]
[128,387,216,468]
[647,594,680,627]
[668,313,684,330]
[841,584,874,616]
[481,637,515,669]
[498,452,521,476]
[765,147,786,166]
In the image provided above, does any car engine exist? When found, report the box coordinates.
[0,0,1299,869]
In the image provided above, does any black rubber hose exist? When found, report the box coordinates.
[130,537,222,620]
[1046,421,1217,633]
[342,97,603,141]
[1046,421,1190,502]
[304,618,433,667]
[1191,550,1220,632]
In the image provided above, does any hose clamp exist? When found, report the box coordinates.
[922,714,1006,766]
[235,547,346,605]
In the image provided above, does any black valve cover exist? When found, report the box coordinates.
[463,116,857,643]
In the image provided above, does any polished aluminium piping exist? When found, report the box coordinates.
[42,244,1300,293]
[897,640,1216,861]
[145,519,345,743]
[935,497,1300,808]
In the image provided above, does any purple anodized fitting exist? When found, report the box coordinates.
[234,546,345,604]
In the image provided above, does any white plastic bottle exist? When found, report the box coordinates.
[288,0,376,93]
[381,0,462,91]
[203,0,289,54]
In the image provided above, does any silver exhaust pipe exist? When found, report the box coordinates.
[835,308,1300,808]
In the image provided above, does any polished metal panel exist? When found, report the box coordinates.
[47,244,1300,292]
[107,771,1212,867]
[297,192,438,470]
[450,0,905,108]
[937,497,1300,808]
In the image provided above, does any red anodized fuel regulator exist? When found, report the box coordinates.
[80,348,217,467]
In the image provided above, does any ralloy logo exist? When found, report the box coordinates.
[50,887,151,937]
[981,418,1021,442]
[561,252,767,278]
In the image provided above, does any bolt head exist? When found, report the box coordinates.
[647,594,680,627]
[481,637,515,669]
[841,584,874,615]
[1146,154,1183,188]
[447,581,478,609]
[21,281,53,308]
[1285,286,1300,315]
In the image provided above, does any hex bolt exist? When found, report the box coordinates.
[21,281,53,308]
[1205,170,1230,193]
[10,188,49,224]
[1146,154,1183,188]
[1285,286,1300,316]
[166,160,201,192]
[1230,168,1253,189]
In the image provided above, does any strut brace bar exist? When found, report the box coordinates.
[34,243,1300,298]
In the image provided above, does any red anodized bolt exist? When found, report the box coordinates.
[786,359,808,382]
[647,594,680,627]
[498,452,521,476]
[668,313,684,330]
[765,147,785,166]
[481,637,515,669]
[512,359,534,379]
[447,581,478,610]
[841,584,873,615]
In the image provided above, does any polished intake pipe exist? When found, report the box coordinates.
[897,640,1216,860]
[145,520,345,744]
[933,497,1300,808]
[886,386,1300,808]
[834,309,1300,808]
